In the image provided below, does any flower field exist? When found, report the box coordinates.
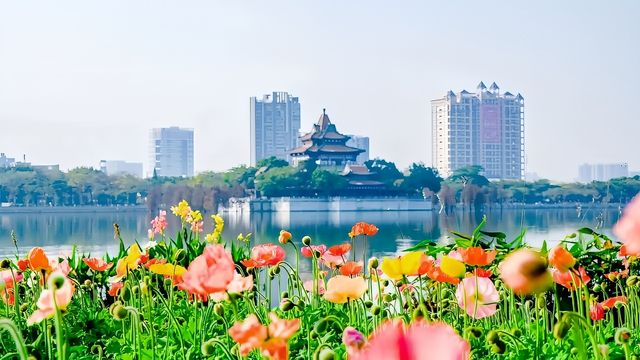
[1,199,640,359]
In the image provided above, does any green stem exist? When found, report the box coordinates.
[0,318,28,360]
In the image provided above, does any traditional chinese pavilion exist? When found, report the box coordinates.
[289,109,364,166]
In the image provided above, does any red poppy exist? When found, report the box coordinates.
[144,258,167,269]
[240,243,286,269]
[17,259,29,272]
[590,303,605,321]
[600,296,627,310]
[349,222,379,237]
[108,282,124,297]
[327,243,352,257]
[414,254,434,276]
[301,245,327,258]
[471,268,493,278]
[426,266,460,285]
[456,247,497,267]
[552,267,591,290]
[339,261,363,276]
[82,257,113,272]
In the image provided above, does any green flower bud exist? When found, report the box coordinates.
[486,330,500,343]
[383,294,393,303]
[112,305,128,320]
[491,339,506,354]
[371,306,381,315]
[140,282,149,296]
[302,236,312,246]
[615,327,631,345]
[131,285,139,296]
[382,280,390,287]
[553,321,571,340]
[368,257,379,269]
[511,328,522,337]
[570,347,578,356]
[281,291,289,299]
[279,298,294,312]
[317,348,336,360]
[83,279,92,287]
[626,275,638,287]
[120,286,132,302]
[20,304,28,313]
[313,319,329,334]
[412,308,424,319]
[0,259,11,269]
[364,300,373,308]
[593,283,602,292]
[272,265,281,275]
[295,299,305,307]
[466,327,482,339]
[201,339,216,357]
[213,303,224,317]
[310,330,318,340]
[163,278,173,288]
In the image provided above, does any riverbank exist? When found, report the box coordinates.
[0,205,148,214]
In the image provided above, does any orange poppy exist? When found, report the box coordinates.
[17,259,29,271]
[470,268,493,278]
[327,243,352,257]
[415,254,434,276]
[108,282,124,297]
[278,230,292,244]
[426,266,460,285]
[349,222,379,237]
[82,257,113,272]
[340,261,363,276]
[456,247,497,267]
[27,247,51,272]
[600,296,627,310]
[552,267,590,290]
[548,246,576,273]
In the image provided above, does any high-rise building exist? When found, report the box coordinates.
[346,135,370,164]
[148,127,194,177]
[100,160,144,178]
[431,82,525,180]
[577,163,628,183]
[250,92,301,165]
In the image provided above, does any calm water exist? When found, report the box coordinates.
[0,206,623,260]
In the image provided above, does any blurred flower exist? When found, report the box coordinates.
[548,246,576,273]
[343,326,366,358]
[552,267,590,290]
[440,256,466,278]
[278,230,292,244]
[0,270,23,305]
[470,268,493,278]
[180,245,235,297]
[340,261,363,276]
[350,222,379,237]
[28,247,51,273]
[171,200,192,221]
[605,269,629,281]
[613,194,640,256]
[27,270,74,325]
[456,247,497,267]
[349,320,470,360]
[324,275,367,304]
[149,263,187,277]
[327,243,351,257]
[211,273,254,302]
[456,276,499,319]
[301,244,327,258]
[498,248,552,295]
[380,251,425,280]
[82,257,113,272]
[228,314,268,356]
[303,280,326,295]
[241,243,286,269]
[150,210,167,236]
[17,259,29,271]
[261,313,301,360]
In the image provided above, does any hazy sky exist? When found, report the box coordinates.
[1,1,638,181]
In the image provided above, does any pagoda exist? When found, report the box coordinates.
[289,109,364,166]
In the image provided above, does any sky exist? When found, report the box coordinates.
[0,1,638,182]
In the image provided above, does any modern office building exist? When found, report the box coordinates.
[250,92,301,165]
[578,163,628,183]
[100,160,144,178]
[346,135,370,164]
[431,82,525,180]
[148,127,194,177]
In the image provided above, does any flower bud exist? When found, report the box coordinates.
[295,299,305,308]
[382,280,390,287]
[272,265,281,275]
[615,327,631,344]
[316,348,336,360]
[279,298,294,312]
[371,306,381,315]
[486,330,500,343]
[213,303,224,317]
[163,277,173,288]
[491,339,506,354]
[314,319,329,334]
[0,259,11,269]
[412,308,424,319]
[48,272,66,290]
[140,282,149,296]
[466,327,482,339]
[112,305,128,320]
[278,230,292,245]
[511,328,522,337]
[281,291,289,299]
[302,236,312,246]
[382,294,393,303]
[364,300,373,308]
[20,304,28,313]
[83,279,92,287]
[310,330,319,339]
[201,339,216,356]
[120,286,132,302]
[626,275,638,287]
[570,347,578,356]
[368,257,379,269]
[553,320,571,340]
[592,283,602,292]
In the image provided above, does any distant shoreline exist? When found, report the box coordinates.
[0,205,148,214]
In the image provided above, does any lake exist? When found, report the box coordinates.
[0,205,624,260]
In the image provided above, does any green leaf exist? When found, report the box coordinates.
[450,231,471,240]
[479,230,507,240]
[404,239,435,252]
[508,228,527,249]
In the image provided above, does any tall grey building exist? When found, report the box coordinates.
[346,135,370,164]
[578,163,628,183]
[148,127,194,177]
[431,82,524,180]
[250,92,301,165]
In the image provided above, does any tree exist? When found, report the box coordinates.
[449,165,489,186]
[403,163,443,194]
[365,158,403,186]
[311,169,347,195]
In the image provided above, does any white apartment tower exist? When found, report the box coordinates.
[250,92,301,165]
[431,82,524,180]
[148,127,194,177]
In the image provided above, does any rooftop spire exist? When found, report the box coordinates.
[489,82,500,91]
[477,81,487,90]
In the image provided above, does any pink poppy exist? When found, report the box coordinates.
[498,249,552,295]
[613,194,640,256]
[552,267,591,290]
[180,245,235,298]
[350,320,470,360]
[27,271,75,325]
[303,280,326,295]
[456,276,499,319]
[241,243,286,269]
[301,244,327,258]
[590,302,605,321]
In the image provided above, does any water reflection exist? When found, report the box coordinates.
[0,206,622,258]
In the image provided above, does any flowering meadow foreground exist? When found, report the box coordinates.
[2,200,640,359]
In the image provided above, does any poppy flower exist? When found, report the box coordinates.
[278,230,292,244]
[605,270,629,281]
[350,222,379,237]
[470,268,493,278]
[320,252,346,268]
[548,246,576,273]
[349,320,470,360]
[343,327,366,358]
[498,248,552,295]
[0,270,23,305]
[17,259,29,271]
[440,256,466,278]
[323,275,367,304]
[456,247,497,266]
[228,314,268,356]
[613,194,640,256]
[456,276,499,319]
[427,266,461,285]
[241,244,286,269]
[27,271,74,325]
[149,263,187,277]
[115,244,143,279]
[211,273,254,302]
[380,251,424,281]
[590,302,605,321]
[327,243,352,257]
[303,280,326,295]
[340,261,363,276]
[144,258,167,269]
[108,282,124,297]
[600,296,627,310]
[260,313,301,360]
[28,247,51,272]
[82,257,113,272]
[552,267,590,290]
[301,245,327,258]
[180,245,235,297]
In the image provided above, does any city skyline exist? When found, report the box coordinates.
[1,1,639,181]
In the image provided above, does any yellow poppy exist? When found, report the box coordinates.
[116,244,143,278]
[440,256,466,278]
[380,251,423,281]
[149,263,187,277]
